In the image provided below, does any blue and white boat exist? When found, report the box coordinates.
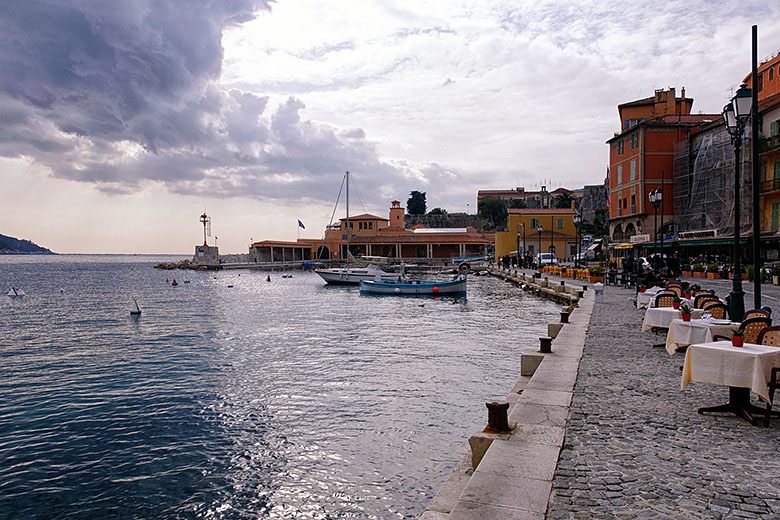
[359,275,466,296]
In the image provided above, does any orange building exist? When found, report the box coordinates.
[743,50,780,102]
[606,87,718,249]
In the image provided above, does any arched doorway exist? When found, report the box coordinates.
[316,246,330,260]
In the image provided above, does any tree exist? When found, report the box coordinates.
[554,192,576,209]
[407,191,426,215]
[508,198,527,209]
[427,207,447,215]
[478,197,508,229]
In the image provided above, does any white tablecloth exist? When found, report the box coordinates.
[642,307,705,332]
[636,291,694,310]
[682,341,780,402]
[665,319,739,356]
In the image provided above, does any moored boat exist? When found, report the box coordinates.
[359,276,466,296]
[315,264,401,285]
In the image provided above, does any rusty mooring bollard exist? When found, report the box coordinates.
[539,337,552,353]
[483,401,510,433]
[560,310,570,323]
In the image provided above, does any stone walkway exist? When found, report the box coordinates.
[548,284,780,519]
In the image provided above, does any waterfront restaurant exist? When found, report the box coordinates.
[317,200,493,261]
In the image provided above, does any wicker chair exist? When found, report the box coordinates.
[693,289,715,297]
[742,309,771,321]
[704,303,728,320]
[654,292,677,308]
[755,326,780,427]
[666,286,683,297]
[714,317,772,344]
[695,294,721,309]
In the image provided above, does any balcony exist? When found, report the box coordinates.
[761,178,780,193]
[760,135,780,155]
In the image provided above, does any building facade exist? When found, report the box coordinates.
[495,208,577,261]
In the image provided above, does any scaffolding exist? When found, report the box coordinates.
[673,124,752,239]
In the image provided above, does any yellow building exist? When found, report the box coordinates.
[495,208,577,262]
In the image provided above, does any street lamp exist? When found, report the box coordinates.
[516,222,521,267]
[537,225,543,266]
[649,189,660,270]
[522,222,526,266]
[572,213,581,267]
[722,83,752,321]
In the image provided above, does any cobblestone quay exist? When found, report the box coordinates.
[548,285,780,520]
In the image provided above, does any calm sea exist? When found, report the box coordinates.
[0,255,560,519]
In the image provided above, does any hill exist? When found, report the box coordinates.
[0,233,54,254]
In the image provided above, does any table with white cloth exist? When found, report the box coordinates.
[681,341,780,424]
[636,287,662,309]
[664,318,739,356]
[641,307,705,332]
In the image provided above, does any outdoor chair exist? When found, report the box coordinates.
[693,289,715,297]
[654,292,677,308]
[742,309,771,321]
[695,294,721,309]
[714,317,772,344]
[704,303,728,320]
[755,326,780,427]
[666,286,683,297]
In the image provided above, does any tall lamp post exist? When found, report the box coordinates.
[573,213,581,267]
[723,83,752,322]
[516,222,521,266]
[537,225,543,266]
[649,189,660,269]
[522,222,526,266]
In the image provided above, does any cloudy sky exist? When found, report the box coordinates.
[2,0,779,253]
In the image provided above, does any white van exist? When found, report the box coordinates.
[535,253,559,266]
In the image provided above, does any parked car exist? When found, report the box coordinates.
[535,253,559,266]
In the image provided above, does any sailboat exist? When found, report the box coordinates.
[130,297,142,316]
[315,171,399,285]
[7,287,25,297]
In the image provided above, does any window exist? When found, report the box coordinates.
[759,72,764,92]
[771,67,775,81]
[630,194,636,214]
[369,222,373,229]
[774,161,780,179]
[771,121,779,138]
[772,202,780,231]
[617,165,622,185]
[557,218,563,229]
[617,140,624,156]
[530,218,539,228]
[630,159,636,181]
[623,198,627,209]
[630,133,638,150]
[359,222,363,230]
[349,222,353,229]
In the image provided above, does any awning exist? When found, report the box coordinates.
[613,243,634,250]
[677,238,749,247]
[586,242,601,251]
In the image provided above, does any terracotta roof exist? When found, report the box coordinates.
[350,234,491,245]
[508,208,576,214]
[251,240,313,248]
[339,213,387,221]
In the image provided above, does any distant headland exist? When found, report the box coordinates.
[0,233,54,254]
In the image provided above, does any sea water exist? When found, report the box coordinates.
[0,255,560,519]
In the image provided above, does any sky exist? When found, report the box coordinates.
[2,1,780,254]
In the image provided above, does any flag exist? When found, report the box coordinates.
[298,219,305,229]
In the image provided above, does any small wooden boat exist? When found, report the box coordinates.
[359,276,466,296]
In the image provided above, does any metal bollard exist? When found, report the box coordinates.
[539,337,552,353]
[483,402,511,433]
[560,311,570,323]
[577,290,584,299]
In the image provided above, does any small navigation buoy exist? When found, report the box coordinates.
[394,288,400,294]
[166,278,169,283]
[433,286,439,293]
[267,275,271,282]
[172,279,178,286]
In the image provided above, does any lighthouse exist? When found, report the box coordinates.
[194,211,220,268]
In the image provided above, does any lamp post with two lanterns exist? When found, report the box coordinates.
[722,83,752,322]
[649,189,662,270]
[572,213,581,268]
[537,225,543,267]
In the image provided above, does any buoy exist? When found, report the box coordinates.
[267,275,271,282]
[166,278,169,283]
[394,288,401,294]
[172,279,178,286]
[433,286,439,293]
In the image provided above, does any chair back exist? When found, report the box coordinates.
[695,294,720,309]
[739,317,773,344]
[654,292,676,308]
[693,289,715,297]
[705,303,728,320]
[666,286,683,297]
[666,281,683,288]
[756,325,780,347]
[742,309,771,321]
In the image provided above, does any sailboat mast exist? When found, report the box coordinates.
[345,170,349,261]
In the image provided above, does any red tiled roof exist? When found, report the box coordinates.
[251,240,313,248]
[339,213,387,221]
[351,234,491,245]
[508,208,576,214]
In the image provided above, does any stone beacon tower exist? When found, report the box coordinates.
[194,211,220,268]
[388,200,405,230]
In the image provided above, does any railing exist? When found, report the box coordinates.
[760,136,780,154]
[760,178,780,193]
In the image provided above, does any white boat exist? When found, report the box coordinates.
[130,297,142,316]
[315,264,402,285]
[7,287,25,297]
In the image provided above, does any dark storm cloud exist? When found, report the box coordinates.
[0,0,414,204]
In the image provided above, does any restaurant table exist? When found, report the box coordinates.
[665,318,739,356]
[682,341,780,424]
[641,307,705,332]
[636,287,663,309]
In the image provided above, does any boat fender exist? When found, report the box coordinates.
[458,262,470,274]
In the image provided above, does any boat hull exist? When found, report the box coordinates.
[315,267,400,285]
[359,278,466,296]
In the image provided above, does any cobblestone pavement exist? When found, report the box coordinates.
[547,284,780,520]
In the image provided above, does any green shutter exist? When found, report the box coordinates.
[774,161,780,179]
[772,203,780,231]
